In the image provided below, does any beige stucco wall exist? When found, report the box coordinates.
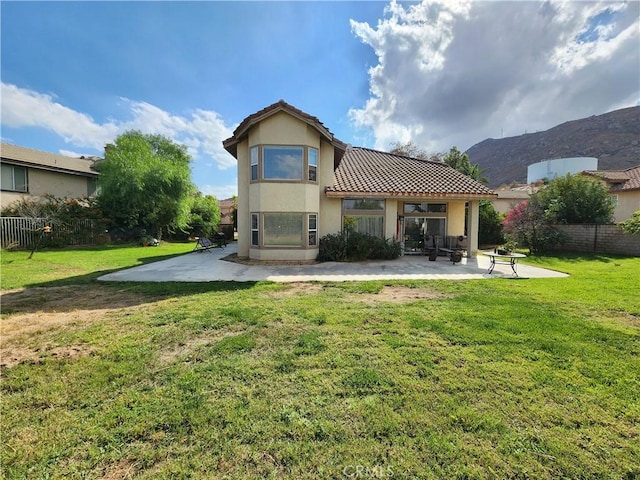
[236,139,250,258]
[614,191,640,223]
[466,200,480,257]
[447,201,466,236]
[1,168,94,209]
[385,200,398,239]
[250,112,319,147]
[319,197,342,237]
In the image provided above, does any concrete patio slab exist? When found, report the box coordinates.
[98,243,568,283]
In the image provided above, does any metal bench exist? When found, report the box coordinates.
[193,233,227,253]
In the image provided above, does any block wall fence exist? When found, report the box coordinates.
[551,224,640,256]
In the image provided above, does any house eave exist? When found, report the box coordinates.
[324,189,497,200]
[0,158,99,177]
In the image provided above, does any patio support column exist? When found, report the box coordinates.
[466,200,480,257]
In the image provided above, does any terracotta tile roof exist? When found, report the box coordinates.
[222,100,347,164]
[0,142,99,176]
[326,147,496,199]
[583,165,640,192]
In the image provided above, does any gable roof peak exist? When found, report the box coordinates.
[222,101,346,162]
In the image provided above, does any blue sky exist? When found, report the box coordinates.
[2,1,638,199]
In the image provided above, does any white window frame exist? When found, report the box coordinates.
[308,148,318,182]
[251,213,259,246]
[250,146,259,181]
[308,214,318,246]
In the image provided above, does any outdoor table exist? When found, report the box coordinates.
[484,251,527,276]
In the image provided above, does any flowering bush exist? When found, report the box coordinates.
[502,198,564,254]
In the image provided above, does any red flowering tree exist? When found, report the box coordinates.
[502,197,563,254]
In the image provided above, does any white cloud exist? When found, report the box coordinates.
[199,182,237,200]
[1,83,118,149]
[0,82,236,170]
[349,0,640,152]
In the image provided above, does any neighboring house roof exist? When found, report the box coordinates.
[583,165,640,192]
[0,142,99,177]
[222,99,348,166]
[495,184,538,200]
[325,147,496,199]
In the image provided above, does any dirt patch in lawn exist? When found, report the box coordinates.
[98,459,138,480]
[0,285,150,369]
[156,325,247,368]
[267,282,325,297]
[355,285,449,303]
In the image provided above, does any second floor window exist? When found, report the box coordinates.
[250,146,259,181]
[263,146,304,180]
[308,148,318,182]
[250,145,318,183]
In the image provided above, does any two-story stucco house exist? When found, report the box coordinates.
[223,100,496,262]
[1,142,99,209]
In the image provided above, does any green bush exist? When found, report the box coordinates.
[346,231,370,261]
[619,210,640,235]
[318,232,401,262]
[317,233,347,262]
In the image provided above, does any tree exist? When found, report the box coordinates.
[443,147,488,183]
[537,174,615,224]
[478,200,504,246]
[389,141,443,162]
[97,131,195,239]
[188,193,221,238]
[502,197,563,254]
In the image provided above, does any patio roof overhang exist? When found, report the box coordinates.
[324,189,498,201]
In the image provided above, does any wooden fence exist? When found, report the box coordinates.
[0,217,105,249]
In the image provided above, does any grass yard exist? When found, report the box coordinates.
[1,245,639,479]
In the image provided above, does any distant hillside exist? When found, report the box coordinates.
[466,106,640,187]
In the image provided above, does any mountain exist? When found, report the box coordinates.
[466,106,640,187]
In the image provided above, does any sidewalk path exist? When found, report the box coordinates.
[98,243,568,283]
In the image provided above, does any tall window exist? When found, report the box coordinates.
[308,148,318,182]
[263,146,303,180]
[251,213,259,246]
[308,214,318,246]
[263,213,303,246]
[343,198,385,238]
[1,164,27,192]
[250,146,259,181]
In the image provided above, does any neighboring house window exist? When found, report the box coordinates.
[404,203,447,214]
[610,194,618,207]
[308,148,318,182]
[308,214,318,246]
[263,213,303,246]
[251,213,259,246]
[343,198,384,238]
[263,146,304,180]
[87,177,98,197]
[250,146,259,181]
[1,164,28,192]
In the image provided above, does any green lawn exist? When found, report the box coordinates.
[1,245,639,479]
